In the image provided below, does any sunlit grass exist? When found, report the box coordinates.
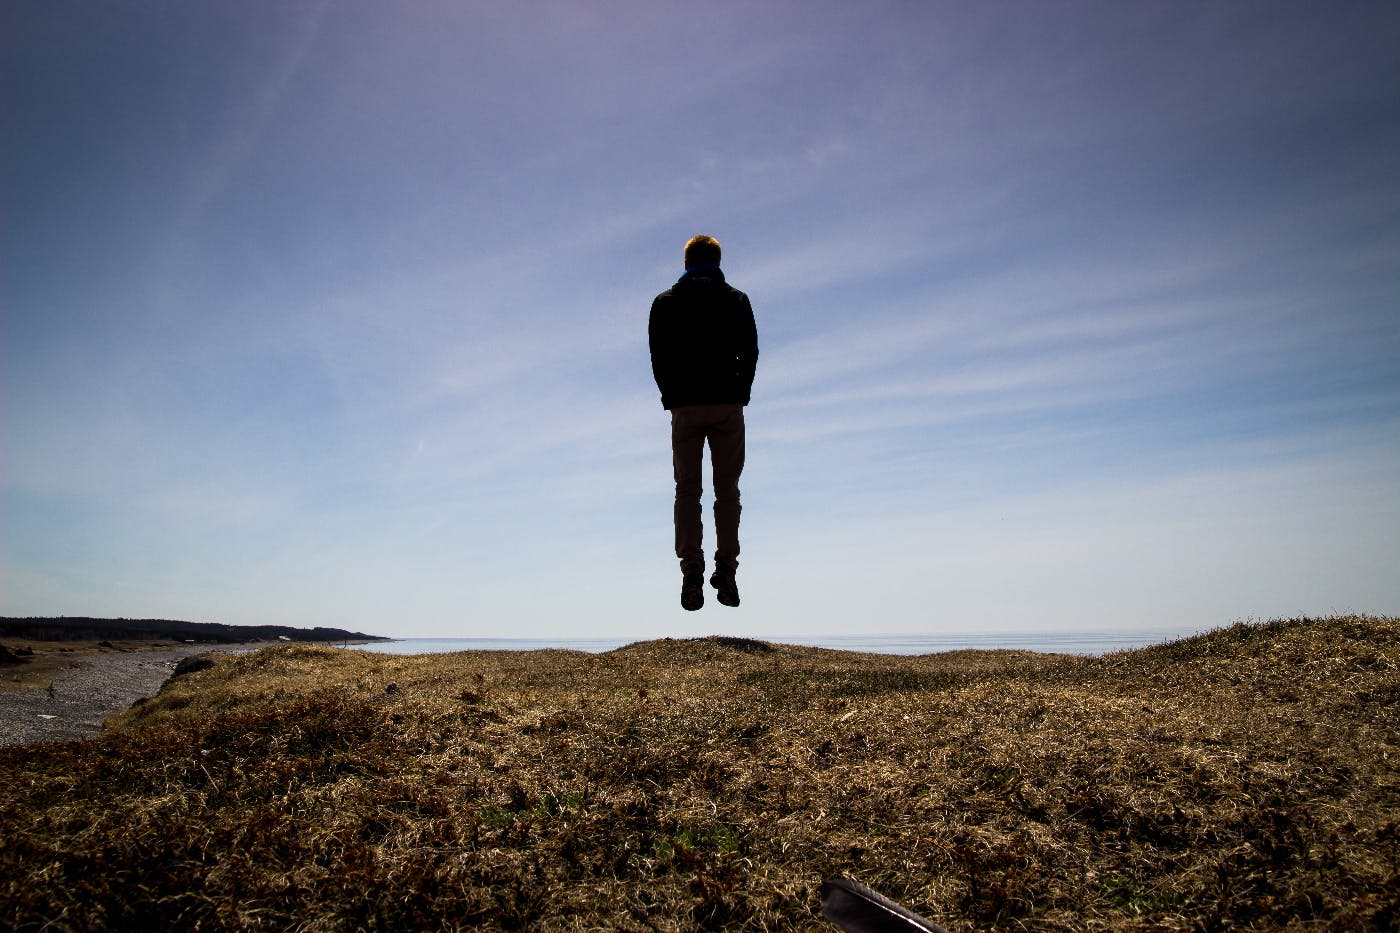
[2,617,1397,930]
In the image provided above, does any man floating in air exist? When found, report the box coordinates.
[649,235,759,611]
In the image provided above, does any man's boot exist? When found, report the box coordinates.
[681,573,705,611]
[710,570,740,607]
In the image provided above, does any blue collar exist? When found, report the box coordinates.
[680,264,722,281]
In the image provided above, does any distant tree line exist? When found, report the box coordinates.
[0,617,385,644]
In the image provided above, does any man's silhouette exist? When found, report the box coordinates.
[649,235,759,610]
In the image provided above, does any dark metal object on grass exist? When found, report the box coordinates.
[820,877,949,933]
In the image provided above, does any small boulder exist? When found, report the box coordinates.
[172,655,216,678]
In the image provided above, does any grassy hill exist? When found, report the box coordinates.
[2,616,1396,930]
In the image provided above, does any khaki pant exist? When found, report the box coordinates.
[670,404,745,577]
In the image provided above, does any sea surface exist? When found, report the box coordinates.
[348,628,1200,658]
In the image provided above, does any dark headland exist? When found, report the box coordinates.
[0,616,387,646]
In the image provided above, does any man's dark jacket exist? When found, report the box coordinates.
[649,268,759,410]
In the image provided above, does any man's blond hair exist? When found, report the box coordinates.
[684,235,722,268]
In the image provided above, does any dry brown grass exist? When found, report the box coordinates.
[2,616,1397,930]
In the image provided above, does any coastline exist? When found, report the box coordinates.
[0,640,268,747]
[353,627,1199,656]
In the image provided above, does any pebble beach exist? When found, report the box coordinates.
[0,643,259,746]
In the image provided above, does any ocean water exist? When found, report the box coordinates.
[348,628,1198,658]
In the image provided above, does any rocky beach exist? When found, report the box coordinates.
[0,641,262,746]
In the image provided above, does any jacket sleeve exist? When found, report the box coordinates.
[737,292,759,402]
[648,296,671,408]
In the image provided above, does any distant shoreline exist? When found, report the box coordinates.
[0,616,388,645]
[350,626,1204,657]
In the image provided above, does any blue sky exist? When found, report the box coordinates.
[4,1,1398,640]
